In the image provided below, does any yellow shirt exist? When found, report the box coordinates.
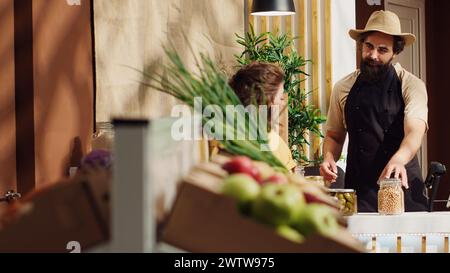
[268,131,297,171]
[209,133,297,171]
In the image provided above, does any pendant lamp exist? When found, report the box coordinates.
[251,0,296,16]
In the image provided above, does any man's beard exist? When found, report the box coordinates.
[359,57,393,84]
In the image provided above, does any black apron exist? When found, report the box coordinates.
[344,65,428,212]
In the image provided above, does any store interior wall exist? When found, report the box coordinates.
[247,0,335,162]
[2,0,448,211]
[0,0,16,207]
[93,0,244,122]
[92,0,245,221]
[426,0,450,210]
[0,0,94,196]
[32,0,94,190]
[331,0,356,171]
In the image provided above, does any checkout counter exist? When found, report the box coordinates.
[346,161,450,253]
[347,212,450,253]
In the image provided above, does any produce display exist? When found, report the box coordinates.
[143,47,360,250]
[252,183,305,226]
[220,156,342,243]
[81,149,113,169]
[293,204,339,237]
[223,156,263,183]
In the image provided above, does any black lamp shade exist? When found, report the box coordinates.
[251,0,296,16]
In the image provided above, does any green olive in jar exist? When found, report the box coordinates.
[327,189,357,216]
[344,193,354,203]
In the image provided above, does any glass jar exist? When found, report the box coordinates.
[294,165,305,176]
[305,176,326,187]
[328,189,358,216]
[378,178,404,215]
[92,122,114,150]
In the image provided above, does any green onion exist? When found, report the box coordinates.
[139,46,287,171]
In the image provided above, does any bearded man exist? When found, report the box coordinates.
[320,10,428,212]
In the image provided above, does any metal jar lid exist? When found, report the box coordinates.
[327,189,356,193]
[377,177,401,186]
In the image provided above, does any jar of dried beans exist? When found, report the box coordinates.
[378,178,404,215]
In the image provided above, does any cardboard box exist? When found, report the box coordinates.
[0,169,110,253]
[162,170,365,253]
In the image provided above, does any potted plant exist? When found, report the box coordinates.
[235,26,326,166]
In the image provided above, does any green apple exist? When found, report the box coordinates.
[276,225,305,243]
[292,204,339,237]
[251,183,305,226]
[221,174,261,204]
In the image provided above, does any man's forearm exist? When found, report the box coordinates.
[390,131,424,165]
[323,133,345,162]
[390,119,426,165]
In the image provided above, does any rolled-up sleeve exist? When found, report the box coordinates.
[402,74,429,129]
[325,82,347,134]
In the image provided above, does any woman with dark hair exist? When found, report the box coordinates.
[228,61,297,172]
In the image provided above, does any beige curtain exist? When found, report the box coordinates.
[93,0,245,122]
[93,0,245,222]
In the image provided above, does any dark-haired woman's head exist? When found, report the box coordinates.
[229,62,285,108]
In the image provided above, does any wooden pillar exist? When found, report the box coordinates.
[0,0,17,197]
[32,0,94,189]
[1,0,95,195]
[426,0,450,211]
[14,0,35,194]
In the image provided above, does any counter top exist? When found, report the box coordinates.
[347,212,450,235]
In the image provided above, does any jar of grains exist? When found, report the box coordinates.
[378,178,404,215]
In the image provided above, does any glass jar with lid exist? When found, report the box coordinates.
[305,176,326,187]
[328,189,358,216]
[294,165,305,176]
[378,178,404,215]
[92,122,114,151]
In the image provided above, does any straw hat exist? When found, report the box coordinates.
[349,10,416,46]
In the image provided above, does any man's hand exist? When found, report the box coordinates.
[321,130,346,183]
[379,160,409,189]
[320,159,338,183]
[379,118,427,189]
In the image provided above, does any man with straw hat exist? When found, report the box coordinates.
[320,10,428,212]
